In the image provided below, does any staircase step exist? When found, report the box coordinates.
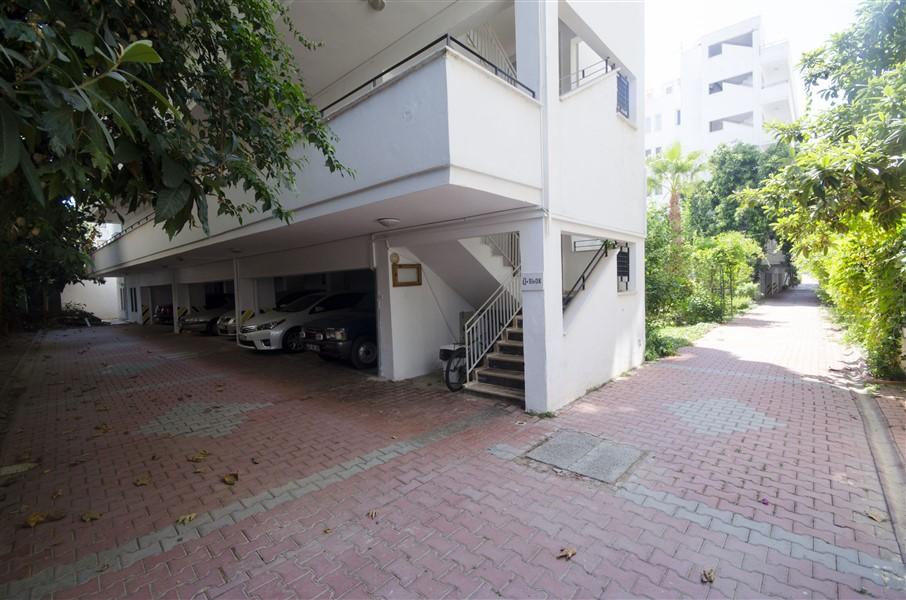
[515,315,523,328]
[505,327,523,342]
[465,381,525,402]
[497,339,524,356]
[476,367,525,390]
[487,352,524,371]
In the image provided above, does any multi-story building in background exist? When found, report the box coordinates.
[645,16,797,158]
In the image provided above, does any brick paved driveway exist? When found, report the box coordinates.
[0,285,903,599]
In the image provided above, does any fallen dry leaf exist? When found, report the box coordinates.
[222,473,239,486]
[95,405,110,412]
[176,513,196,525]
[81,511,102,523]
[701,568,717,584]
[97,563,110,573]
[133,475,151,487]
[515,420,527,426]
[556,548,577,560]
[251,458,260,465]
[866,508,888,523]
[150,454,159,461]
[193,467,204,474]
[94,423,111,433]
[51,489,63,500]
[187,450,211,463]
[24,511,65,528]
[323,528,333,535]
[367,510,377,520]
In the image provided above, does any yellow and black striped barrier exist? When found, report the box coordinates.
[141,306,150,325]
[176,306,189,319]
[240,309,255,324]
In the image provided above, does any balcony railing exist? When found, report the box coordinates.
[321,34,535,117]
[560,57,618,94]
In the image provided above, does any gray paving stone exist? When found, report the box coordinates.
[709,517,750,542]
[732,513,770,536]
[675,507,711,528]
[749,530,791,554]
[770,525,814,550]
[790,544,836,571]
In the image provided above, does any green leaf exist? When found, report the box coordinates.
[155,184,191,222]
[162,155,188,188]
[70,30,95,55]
[0,101,20,178]
[19,145,44,205]
[121,71,179,116]
[195,195,210,235]
[119,40,162,65]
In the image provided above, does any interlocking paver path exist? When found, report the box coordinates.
[0,284,903,599]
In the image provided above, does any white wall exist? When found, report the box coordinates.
[61,278,121,320]
[555,72,646,236]
[380,246,474,381]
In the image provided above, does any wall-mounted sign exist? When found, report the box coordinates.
[392,263,422,287]
[521,272,543,292]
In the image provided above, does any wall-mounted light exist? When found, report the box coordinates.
[367,0,386,10]
[376,217,400,228]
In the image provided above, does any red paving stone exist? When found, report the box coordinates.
[0,284,903,599]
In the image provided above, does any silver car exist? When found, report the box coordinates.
[216,312,237,336]
[237,292,367,352]
[180,305,234,334]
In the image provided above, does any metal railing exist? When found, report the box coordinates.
[617,73,630,118]
[94,212,154,251]
[560,57,618,94]
[464,265,522,382]
[463,232,522,382]
[482,232,520,271]
[464,24,517,83]
[321,34,535,117]
[563,240,611,311]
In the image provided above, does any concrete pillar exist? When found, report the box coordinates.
[515,0,543,95]
[374,241,395,379]
[172,282,190,333]
[520,216,563,413]
[139,286,152,325]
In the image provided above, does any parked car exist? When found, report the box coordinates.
[153,304,173,325]
[180,301,234,335]
[237,291,368,352]
[301,298,377,369]
[216,312,237,337]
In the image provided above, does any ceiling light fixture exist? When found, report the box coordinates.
[376,217,400,228]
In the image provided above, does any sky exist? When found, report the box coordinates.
[645,0,862,108]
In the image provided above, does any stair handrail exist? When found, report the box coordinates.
[482,232,521,271]
[562,240,611,311]
[464,265,522,383]
[465,24,516,82]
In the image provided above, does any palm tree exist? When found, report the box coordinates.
[647,142,704,245]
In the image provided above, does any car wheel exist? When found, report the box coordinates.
[282,328,303,353]
[350,337,378,369]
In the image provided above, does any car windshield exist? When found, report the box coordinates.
[276,294,324,312]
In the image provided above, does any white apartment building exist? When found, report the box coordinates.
[89,0,646,413]
[645,17,797,158]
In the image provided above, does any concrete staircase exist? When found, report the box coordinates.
[466,313,524,402]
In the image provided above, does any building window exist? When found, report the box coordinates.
[616,73,630,118]
[655,146,662,155]
[644,117,651,133]
[708,43,722,57]
[676,110,681,125]
[645,149,651,157]
[129,288,137,312]
[654,114,662,131]
[709,81,723,94]
[709,120,724,132]
[617,245,631,292]
[665,85,673,94]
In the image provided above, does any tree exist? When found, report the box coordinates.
[685,142,789,246]
[647,143,704,244]
[1,0,347,327]
[743,0,906,377]
[644,203,690,323]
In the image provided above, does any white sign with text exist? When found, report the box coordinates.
[521,272,543,292]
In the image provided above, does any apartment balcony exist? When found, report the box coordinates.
[704,82,756,122]
[91,39,542,275]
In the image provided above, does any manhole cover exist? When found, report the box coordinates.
[526,431,644,484]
